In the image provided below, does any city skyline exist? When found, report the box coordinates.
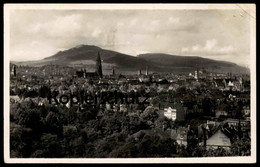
[5,4,256,163]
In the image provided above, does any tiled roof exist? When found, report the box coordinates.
[206,129,231,147]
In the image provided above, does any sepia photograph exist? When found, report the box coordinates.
[4,4,256,163]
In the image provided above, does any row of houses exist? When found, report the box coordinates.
[165,118,250,150]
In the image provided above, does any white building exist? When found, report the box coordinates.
[228,80,234,87]
[164,107,177,121]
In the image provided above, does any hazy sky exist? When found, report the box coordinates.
[9,8,252,67]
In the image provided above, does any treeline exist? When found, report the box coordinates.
[10,99,179,158]
[10,86,251,158]
[10,99,250,158]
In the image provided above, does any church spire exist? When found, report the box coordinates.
[146,66,148,76]
[96,52,103,78]
[112,67,115,75]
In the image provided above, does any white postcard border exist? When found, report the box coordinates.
[3,3,256,164]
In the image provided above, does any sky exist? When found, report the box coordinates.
[9,8,252,67]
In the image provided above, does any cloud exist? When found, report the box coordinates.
[182,39,235,55]
[192,44,200,51]
[204,39,217,50]
[155,34,161,39]
[31,40,40,46]
[129,18,138,26]
[168,17,180,24]
[150,20,160,26]
[91,27,102,37]
[181,47,189,52]
[117,22,124,27]
[219,45,234,52]
[11,41,58,61]
[28,14,82,38]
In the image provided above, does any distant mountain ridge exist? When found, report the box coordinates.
[12,44,249,74]
[137,53,236,67]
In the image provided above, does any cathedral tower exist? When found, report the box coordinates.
[96,52,103,78]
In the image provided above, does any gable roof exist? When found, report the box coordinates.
[206,129,231,147]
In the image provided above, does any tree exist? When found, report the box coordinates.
[176,87,186,97]
[38,85,50,98]
[202,98,214,116]
[32,133,63,158]
[44,111,63,136]
[10,123,33,157]
[231,137,251,156]
[15,108,43,136]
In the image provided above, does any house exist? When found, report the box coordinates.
[176,127,188,147]
[139,75,151,83]
[76,69,99,80]
[200,129,231,150]
[166,129,178,140]
[214,79,225,89]
[105,103,112,111]
[242,106,250,120]
[222,119,250,127]
[168,84,179,92]
[163,107,176,121]
[234,94,250,103]
[233,80,243,91]
[215,110,228,118]
[118,77,128,85]
[227,80,234,87]
[197,120,222,143]
[10,95,20,103]
[162,103,185,121]
[165,127,189,147]
[119,104,128,112]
